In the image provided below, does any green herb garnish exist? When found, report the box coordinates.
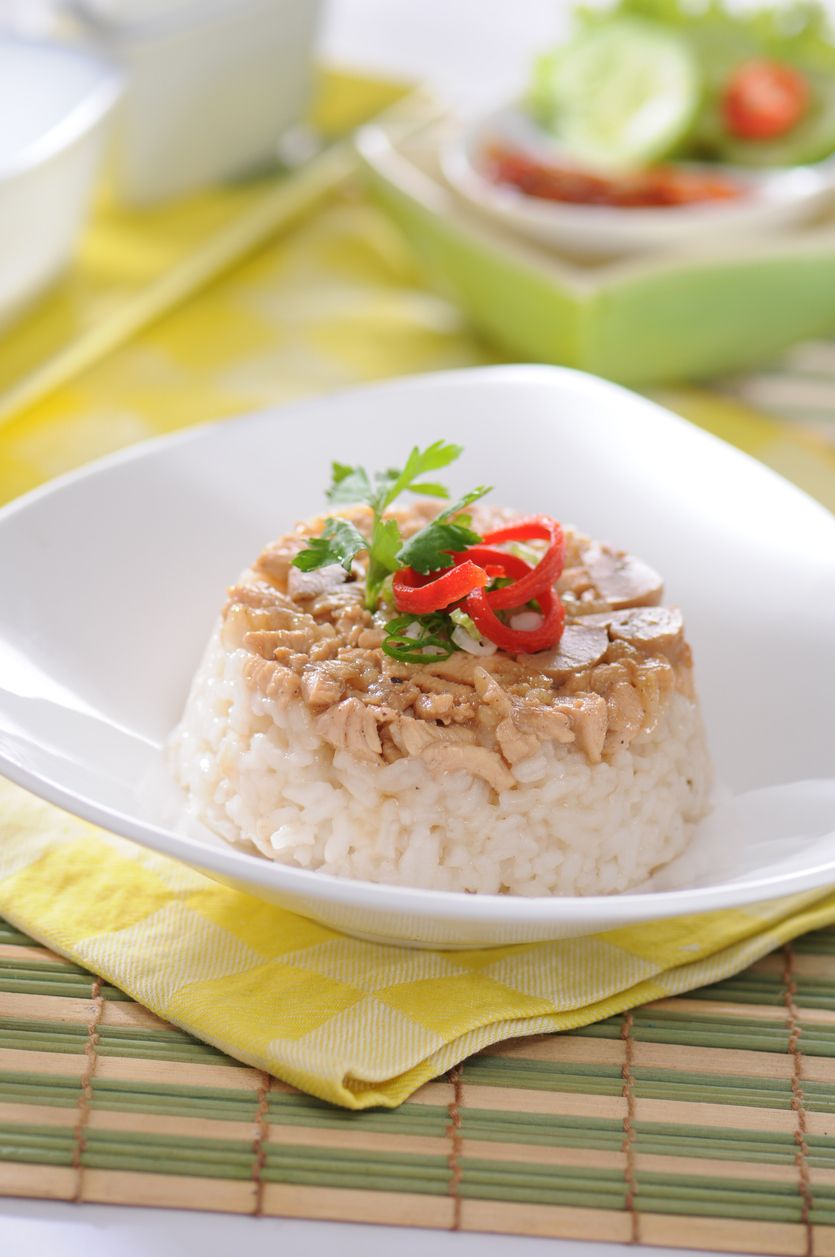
[292,442,491,612]
[396,487,489,574]
[292,517,366,574]
[542,0,835,169]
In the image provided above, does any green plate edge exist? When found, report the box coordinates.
[356,126,835,386]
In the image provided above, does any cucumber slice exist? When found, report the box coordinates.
[529,46,570,130]
[530,19,701,171]
[715,69,835,167]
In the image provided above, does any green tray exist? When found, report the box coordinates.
[356,111,835,387]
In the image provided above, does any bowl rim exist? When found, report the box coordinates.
[2,364,835,928]
[0,35,122,186]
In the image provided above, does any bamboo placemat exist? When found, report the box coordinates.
[4,914,835,1253]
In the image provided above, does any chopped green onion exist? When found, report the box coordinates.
[449,608,481,640]
[381,613,459,664]
[508,541,542,566]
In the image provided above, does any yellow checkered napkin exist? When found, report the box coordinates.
[2,777,835,1110]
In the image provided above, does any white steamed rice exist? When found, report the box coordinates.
[170,625,712,897]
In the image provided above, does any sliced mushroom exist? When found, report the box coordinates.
[584,606,684,652]
[582,543,663,609]
[519,622,609,679]
[557,565,595,597]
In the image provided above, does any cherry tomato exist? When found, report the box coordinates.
[722,60,810,141]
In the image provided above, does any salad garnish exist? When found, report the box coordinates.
[291,441,488,609]
[292,444,567,661]
[529,0,835,171]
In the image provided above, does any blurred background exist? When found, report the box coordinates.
[1,0,834,508]
[2,0,567,107]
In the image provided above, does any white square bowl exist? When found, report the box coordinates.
[1,366,834,947]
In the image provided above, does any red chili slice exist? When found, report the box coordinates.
[391,514,566,652]
[392,560,488,614]
[451,547,532,581]
[480,516,565,610]
[481,517,558,544]
[465,586,565,654]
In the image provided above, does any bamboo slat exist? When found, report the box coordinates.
[6,915,835,1252]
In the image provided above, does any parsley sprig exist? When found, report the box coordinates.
[292,442,491,612]
[396,488,486,573]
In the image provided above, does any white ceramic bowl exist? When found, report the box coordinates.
[0,37,121,326]
[66,0,322,205]
[1,367,834,948]
[442,104,835,258]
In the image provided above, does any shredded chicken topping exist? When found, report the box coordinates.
[223,503,695,782]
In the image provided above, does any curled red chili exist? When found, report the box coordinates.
[480,516,565,611]
[391,514,566,654]
[465,586,566,654]
[392,560,488,614]
[451,547,531,581]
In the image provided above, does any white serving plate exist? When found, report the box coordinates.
[1,366,834,948]
[442,104,835,257]
[0,37,121,325]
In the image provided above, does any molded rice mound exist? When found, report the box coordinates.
[170,626,711,897]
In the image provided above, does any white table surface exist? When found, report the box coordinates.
[3,1197,700,1257]
[0,1,740,1253]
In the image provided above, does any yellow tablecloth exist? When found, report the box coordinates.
[4,779,835,1109]
[2,175,834,510]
